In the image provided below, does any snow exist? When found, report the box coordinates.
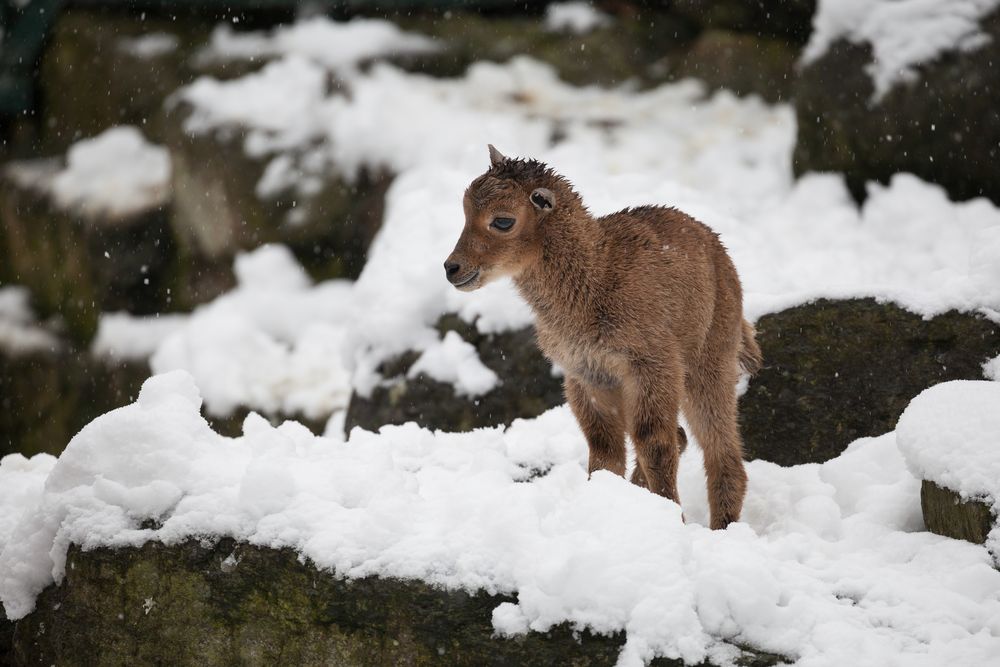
[179,56,331,157]
[0,454,55,549]
[141,246,355,420]
[984,354,1000,381]
[897,381,1000,505]
[198,16,437,69]
[544,2,612,34]
[3,371,1000,666]
[0,287,60,355]
[408,330,499,397]
[896,381,1000,558]
[118,32,179,59]
[99,54,1000,419]
[49,126,171,220]
[804,0,1000,99]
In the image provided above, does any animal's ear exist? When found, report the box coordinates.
[530,187,555,212]
[488,144,508,167]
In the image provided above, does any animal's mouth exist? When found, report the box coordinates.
[453,269,480,289]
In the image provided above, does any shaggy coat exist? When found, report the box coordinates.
[445,146,762,529]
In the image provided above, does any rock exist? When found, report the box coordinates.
[36,9,213,153]
[0,154,175,343]
[10,539,780,666]
[793,9,1000,205]
[669,0,816,43]
[920,480,994,545]
[0,345,149,459]
[0,605,11,667]
[671,30,798,102]
[345,314,564,434]
[741,299,1000,466]
[396,10,697,89]
[163,103,392,285]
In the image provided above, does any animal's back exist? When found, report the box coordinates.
[596,205,739,356]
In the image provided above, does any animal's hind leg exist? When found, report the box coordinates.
[630,427,686,489]
[683,357,748,530]
[565,376,627,477]
[624,359,683,504]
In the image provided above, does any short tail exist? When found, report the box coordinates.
[738,319,763,376]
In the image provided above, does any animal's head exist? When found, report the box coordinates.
[444,145,557,291]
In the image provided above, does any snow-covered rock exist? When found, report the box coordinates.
[2,371,1000,665]
[795,3,1000,206]
[0,128,174,342]
[897,380,1000,558]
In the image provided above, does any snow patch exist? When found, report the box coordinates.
[118,32,179,59]
[199,17,438,70]
[49,127,171,219]
[0,287,60,355]
[544,2,612,35]
[408,331,499,397]
[146,246,354,420]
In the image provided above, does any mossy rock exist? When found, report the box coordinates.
[394,10,697,89]
[920,480,995,546]
[669,0,816,44]
[793,9,1000,205]
[163,102,391,285]
[36,9,213,154]
[0,344,150,460]
[671,29,798,102]
[741,299,1000,466]
[0,160,177,343]
[345,314,564,434]
[10,539,780,666]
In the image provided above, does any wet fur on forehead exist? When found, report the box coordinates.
[466,157,579,208]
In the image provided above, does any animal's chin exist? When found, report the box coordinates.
[453,269,482,291]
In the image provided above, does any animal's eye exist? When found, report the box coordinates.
[491,217,515,231]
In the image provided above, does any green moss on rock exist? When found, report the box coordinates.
[920,480,994,545]
[11,539,780,666]
[344,314,564,434]
[741,299,1000,466]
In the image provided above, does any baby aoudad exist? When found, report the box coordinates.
[446,145,762,529]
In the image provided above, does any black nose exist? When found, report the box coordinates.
[444,260,461,278]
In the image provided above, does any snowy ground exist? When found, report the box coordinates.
[1,371,999,667]
[3,11,1000,667]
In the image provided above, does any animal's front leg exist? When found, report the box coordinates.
[565,376,626,477]
[625,358,683,504]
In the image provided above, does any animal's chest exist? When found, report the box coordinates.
[535,317,622,388]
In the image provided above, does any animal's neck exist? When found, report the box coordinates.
[515,209,600,321]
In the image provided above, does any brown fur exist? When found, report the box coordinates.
[445,146,761,529]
